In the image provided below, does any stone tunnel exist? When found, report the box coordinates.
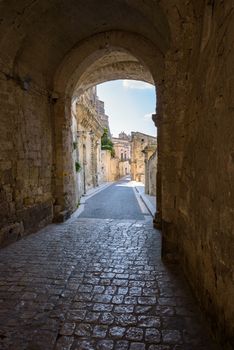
[0,1,233,348]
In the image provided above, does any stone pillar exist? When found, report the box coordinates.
[94,139,99,187]
[152,113,162,229]
[91,135,99,188]
[143,146,155,195]
[52,99,76,222]
[153,110,179,262]
[144,153,150,195]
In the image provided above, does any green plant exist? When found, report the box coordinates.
[101,128,115,157]
[73,141,77,150]
[75,161,82,172]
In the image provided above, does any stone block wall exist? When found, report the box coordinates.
[0,74,53,246]
[160,2,234,347]
[131,132,157,184]
[148,152,157,196]
[100,150,119,183]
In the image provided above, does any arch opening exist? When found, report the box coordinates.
[52,35,160,223]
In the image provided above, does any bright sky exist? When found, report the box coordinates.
[97,80,157,138]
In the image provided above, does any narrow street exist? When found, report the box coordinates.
[80,177,148,220]
[0,182,218,350]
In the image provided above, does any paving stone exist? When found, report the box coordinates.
[109,326,126,338]
[126,327,144,341]
[92,294,112,303]
[66,310,86,321]
[145,328,161,343]
[100,312,115,325]
[79,284,93,293]
[135,306,152,314]
[137,315,160,327]
[124,296,137,304]
[112,295,124,304]
[93,286,105,293]
[129,287,142,296]
[75,339,96,350]
[114,305,134,313]
[101,273,116,279]
[148,346,170,350]
[74,293,92,301]
[54,336,74,350]
[85,311,100,323]
[72,301,92,310]
[138,296,157,305]
[142,288,157,296]
[105,286,117,295]
[0,218,218,349]
[93,325,108,337]
[112,279,128,287]
[75,323,93,336]
[115,314,137,326]
[97,339,114,350]
[118,287,129,295]
[59,322,76,335]
[115,340,129,350]
[93,303,113,312]
[100,279,111,286]
[129,342,146,350]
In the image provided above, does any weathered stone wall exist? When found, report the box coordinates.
[113,136,131,177]
[131,132,157,183]
[75,91,103,197]
[119,161,131,177]
[0,1,233,346]
[0,76,53,246]
[159,2,234,347]
[100,150,119,183]
[148,151,157,196]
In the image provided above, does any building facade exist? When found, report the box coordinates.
[112,132,131,177]
[143,146,157,196]
[72,89,104,203]
[131,132,157,184]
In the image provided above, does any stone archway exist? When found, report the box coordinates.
[0,2,233,345]
[52,30,162,223]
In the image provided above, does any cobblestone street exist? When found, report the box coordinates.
[0,218,218,350]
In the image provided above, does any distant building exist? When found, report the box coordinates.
[131,132,157,184]
[95,97,111,138]
[112,132,131,177]
[74,87,157,197]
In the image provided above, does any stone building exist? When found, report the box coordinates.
[100,151,119,182]
[95,95,111,138]
[142,145,157,196]
[112,132,131,177]
[144,148,157,196]
[73,89,104,203]
[0,2,233,346]
[131,132,157,183]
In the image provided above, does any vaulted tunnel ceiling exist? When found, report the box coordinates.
[0,0,170,92]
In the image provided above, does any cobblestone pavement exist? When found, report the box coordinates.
[0,218,219,350]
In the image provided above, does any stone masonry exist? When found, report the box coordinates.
[0,1,233,347]
[131,133,157,184]
[0,217,218,350]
